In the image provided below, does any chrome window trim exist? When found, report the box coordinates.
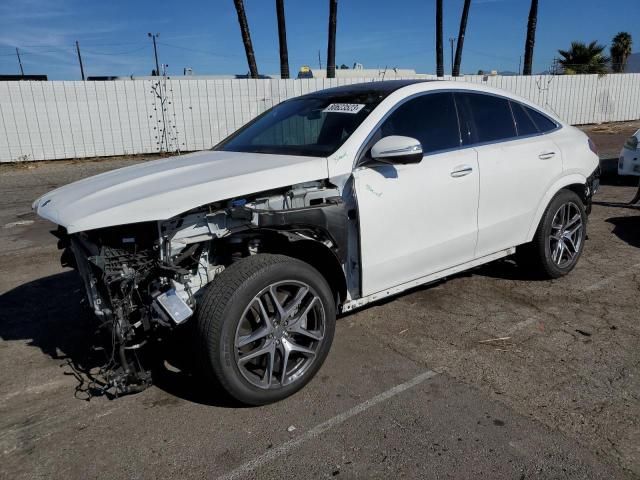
[354,88,562,168]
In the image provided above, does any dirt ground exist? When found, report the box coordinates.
[0,134,639,478]
[579,120,640,159]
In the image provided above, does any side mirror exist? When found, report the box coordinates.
[370,136,423,164]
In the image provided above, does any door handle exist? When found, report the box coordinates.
[451,165,473,177]
[538,151,556,160]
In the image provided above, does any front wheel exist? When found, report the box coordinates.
[518,189,587,279]
[196,254,336,405]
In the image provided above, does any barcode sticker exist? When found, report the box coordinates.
[322,103,366,114]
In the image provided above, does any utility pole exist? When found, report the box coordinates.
[148,33,160,76]
[449,37,456,76]
[318,50,322,70]
[16,48,24,76]
[518,56,522,75]
[75,41,85,80]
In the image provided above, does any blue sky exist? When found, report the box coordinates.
[0,0,638,79]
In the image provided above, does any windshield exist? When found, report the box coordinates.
[216,91,385,157]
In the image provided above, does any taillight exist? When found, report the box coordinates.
[624,136,639,150]
[588,137,598,155]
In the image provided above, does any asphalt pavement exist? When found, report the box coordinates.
[0,157,638,479]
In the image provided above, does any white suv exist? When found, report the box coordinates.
[33,80,600,404]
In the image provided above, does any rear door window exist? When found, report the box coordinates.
[510,101,539,137]
[376,92,461,154]
[456,92,517,144]
[524,106,558,133]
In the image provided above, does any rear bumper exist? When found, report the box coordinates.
[585,166,601,215]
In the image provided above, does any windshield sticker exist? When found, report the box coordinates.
[323,103,365,114]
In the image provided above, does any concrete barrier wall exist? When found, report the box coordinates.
[1,74,639,162]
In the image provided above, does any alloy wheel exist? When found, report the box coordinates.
[548,201,583,269]
[234,280,325,390]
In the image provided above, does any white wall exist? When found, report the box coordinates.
[1,74,639,162]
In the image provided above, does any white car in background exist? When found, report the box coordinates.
[619,129,640,176]
[33,80,600,405]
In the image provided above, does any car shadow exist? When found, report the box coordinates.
[598,170,639,187]
[0,271,240,407]
[606,215,640,249]
[342,258,546,315]
[472,257,548,282]
[0,271,92,361]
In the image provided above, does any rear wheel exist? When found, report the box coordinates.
[518,189,587,278]
[196,254,336,405]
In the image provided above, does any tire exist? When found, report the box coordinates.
[196,254,336,405]
[518,189,587,279]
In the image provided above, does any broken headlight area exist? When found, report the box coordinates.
[62,224,192,397]
[57,180,348,397]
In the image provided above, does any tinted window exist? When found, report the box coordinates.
[510,101,539,136]
[457,93,517,143]
[525,106,558,133]
[217,92,385,157]
[377,92,461,154]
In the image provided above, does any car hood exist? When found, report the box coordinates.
[33,150,329,233]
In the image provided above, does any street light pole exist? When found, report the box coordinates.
[75,41,85,80]
[148,33,160,76]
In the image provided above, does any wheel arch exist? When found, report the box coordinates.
[525,174,588,242]
[265,234,348,307]
[224,227,348,308]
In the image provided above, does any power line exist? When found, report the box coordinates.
[157,41,238,59]
[0,48,74,56]
[82,45,147,56]
[1,41,143,49]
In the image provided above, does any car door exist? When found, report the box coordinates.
[354,92,479,297]
[455,92,563,258]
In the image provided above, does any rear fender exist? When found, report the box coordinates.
[525,173,587,241]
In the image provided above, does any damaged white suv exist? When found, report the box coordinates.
[33,80,600,404]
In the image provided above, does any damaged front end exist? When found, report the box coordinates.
[58,180,349,396]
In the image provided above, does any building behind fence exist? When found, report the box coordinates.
[1,74,639,163]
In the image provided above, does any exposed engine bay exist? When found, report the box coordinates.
[59,180,351,396]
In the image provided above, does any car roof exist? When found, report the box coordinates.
[297,79,434,100]
[293,79,563,125]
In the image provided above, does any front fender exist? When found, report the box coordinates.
[525,173,587,241]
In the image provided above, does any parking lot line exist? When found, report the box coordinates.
[217,370,439,480]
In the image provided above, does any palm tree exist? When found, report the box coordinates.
[435,0,444,77]
[327,0,338,78]
[610,32,633,73]
[558,41,610,74]
[452,0,471,77]
[522,0,538,75]
[233,0,259,78]
[275,0,290,79]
